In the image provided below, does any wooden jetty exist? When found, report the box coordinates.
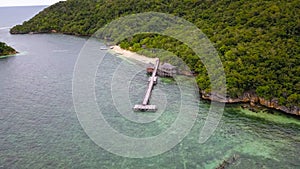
[133,59,160,112]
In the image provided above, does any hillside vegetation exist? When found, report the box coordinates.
[0,42,17,56]
[10,0,300,110]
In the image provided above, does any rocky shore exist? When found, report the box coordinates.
[201,91,300,116]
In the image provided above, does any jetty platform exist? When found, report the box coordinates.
[133,59,159,112]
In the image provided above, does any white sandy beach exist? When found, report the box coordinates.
[110,45,157,64]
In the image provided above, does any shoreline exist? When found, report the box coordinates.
[0,52,18,59]
[110,45,157,64]
[109,45,300,116]
[0,54,15,59]
[0,50,18,59]
[8,32,300,116]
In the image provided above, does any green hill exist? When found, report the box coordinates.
[10,0,300,114]
[0,42,17,57]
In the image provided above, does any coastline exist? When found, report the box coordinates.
[0,50,18,59]
[110,45,157,64]
[109,45,300,116]
[202,91,300,116]
[7,30,300,116]
[0,54,15,59]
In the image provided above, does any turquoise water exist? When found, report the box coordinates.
[0,6,299,169]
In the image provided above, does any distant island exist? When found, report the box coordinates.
[0,42,17,57]
[9,0,300,115]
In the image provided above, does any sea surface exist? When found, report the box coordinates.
[0,6,299,169]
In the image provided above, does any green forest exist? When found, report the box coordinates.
[10,0,300,108]
[0,42,16,56]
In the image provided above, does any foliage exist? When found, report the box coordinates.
[0,42,16,56]
[10,0,300,107]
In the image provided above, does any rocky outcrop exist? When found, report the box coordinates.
[201,91,300,116]
[0,42,18,57]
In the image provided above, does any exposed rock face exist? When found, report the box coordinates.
[201,91,300,116]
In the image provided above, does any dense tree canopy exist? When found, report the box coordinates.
[0,42,16,56]
[10,0,300,108]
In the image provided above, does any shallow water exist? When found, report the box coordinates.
[0,6,299,169]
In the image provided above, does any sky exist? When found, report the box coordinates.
[0,0,65,7]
